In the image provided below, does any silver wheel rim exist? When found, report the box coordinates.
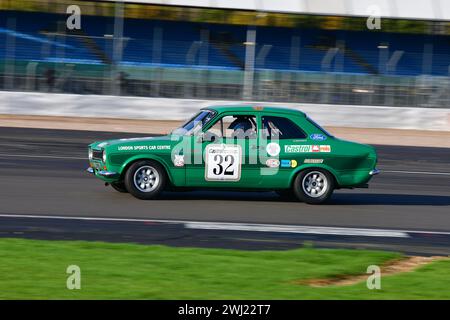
[302,171,328,198]
[133,165,160,192]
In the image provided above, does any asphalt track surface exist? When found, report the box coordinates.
[0,127,449,255]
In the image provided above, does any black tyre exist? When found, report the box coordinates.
[293,169,334,204]
[275,189,295,201]
[110,181,128,193]
[124,160,167,200]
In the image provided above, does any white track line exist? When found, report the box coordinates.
[0,154,86,160]
[2,213,450,238]
[184,222,409,238]
[382,170,450,176]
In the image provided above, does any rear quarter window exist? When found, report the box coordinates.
[261,116,307,140]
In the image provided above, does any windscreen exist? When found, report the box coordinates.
[172,110,216,135]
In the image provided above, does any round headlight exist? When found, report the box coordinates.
[88,149,93,160]
[102,150,107,163]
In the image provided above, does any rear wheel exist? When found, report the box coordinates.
[124,160,166,200]
[293,169,334,204]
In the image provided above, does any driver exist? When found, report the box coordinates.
[227,117,256,139]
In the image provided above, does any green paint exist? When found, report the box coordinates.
[88,105,377,191]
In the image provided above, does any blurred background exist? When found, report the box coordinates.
[0,3,449,294]
[0,0,449,107]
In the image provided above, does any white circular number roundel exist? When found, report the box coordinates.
[266,142,280,157]
[205,144,242,181]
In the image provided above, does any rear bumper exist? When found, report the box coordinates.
[335,167,380,189]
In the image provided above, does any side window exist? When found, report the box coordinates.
[205,118,223,138]
[205,115,257,139]
[262,116,307,140]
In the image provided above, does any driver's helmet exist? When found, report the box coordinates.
[228,118,254,138]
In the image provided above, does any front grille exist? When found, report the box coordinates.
[92,149,103,161]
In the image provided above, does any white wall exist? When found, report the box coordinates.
[1,91,449,131]
[102,0,450,21]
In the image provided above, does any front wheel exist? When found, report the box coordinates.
[293,169,334,204]
[110,181,128,193]
[124,160,166,200]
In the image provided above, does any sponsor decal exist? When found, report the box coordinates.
[173,155,185,167]
[285,145,311,153]
[118,145,171,151]
[280,160,298,168]
[266,158,280,168]
[285,145,331,153]
[310,133,327,141]
[280,160,297,168]
[304,159,324,164]
[266,142,281,157]
[118,146,133,151]
[291,160,298,168]
[280,160,291,168]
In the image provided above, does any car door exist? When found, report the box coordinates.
[185,112,261,188]
[258,114,310,188]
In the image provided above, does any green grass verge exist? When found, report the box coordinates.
[0,238,448,299]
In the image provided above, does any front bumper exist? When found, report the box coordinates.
[86,167,118,177]
[369,168,381,176]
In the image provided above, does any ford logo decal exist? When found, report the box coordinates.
[310,133,327,141]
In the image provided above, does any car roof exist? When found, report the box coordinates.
[202,105,306,117]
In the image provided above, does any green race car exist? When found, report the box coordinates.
[87,105,379,204]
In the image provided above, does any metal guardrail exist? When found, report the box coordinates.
[1,61,449,108]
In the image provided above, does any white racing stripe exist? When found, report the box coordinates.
[5,213,450,238]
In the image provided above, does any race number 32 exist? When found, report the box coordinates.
[205,144,241,181]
